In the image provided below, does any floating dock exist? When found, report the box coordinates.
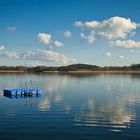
[4,88,42,98]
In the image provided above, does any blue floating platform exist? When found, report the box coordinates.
[4,88,43,97]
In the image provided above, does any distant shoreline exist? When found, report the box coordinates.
[0,63,140,73]
[0,70,25,73]
[43,70,140,74]
[0,70,140,74]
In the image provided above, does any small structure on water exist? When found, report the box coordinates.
[3,80,43,98]
[4,88,42,98]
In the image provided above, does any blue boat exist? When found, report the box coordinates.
[4,88,43,97]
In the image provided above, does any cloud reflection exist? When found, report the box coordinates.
[37,74,139,132]
[75,94,136,131]
[38,98,51,111]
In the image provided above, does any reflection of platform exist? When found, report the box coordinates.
[3,92,41,99]
[3,88,42,99]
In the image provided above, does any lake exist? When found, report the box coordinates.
[0,73,140,140]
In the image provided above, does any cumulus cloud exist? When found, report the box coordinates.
[0,46,75,65]
[54,40,64,48]
[6,26,16,32]
[103,51,112,58]
[37,33,51,45]
[75,21,100,29]
[75,16,139,39]
[0,46,19,59]
[111,40,140,48]
[20,50,75,65]
[37,33,64,48]
[80,33,95,44]
[64,30,72,38]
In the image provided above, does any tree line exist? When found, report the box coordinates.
[0,63,140,72]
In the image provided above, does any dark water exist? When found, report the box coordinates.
[0,73,140,140]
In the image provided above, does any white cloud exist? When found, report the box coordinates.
[37,33,51,45]
[116,55,128,61]
[0,46,19,59]
[20,51,36,60]
[0,46,75,65]
[75,21,100,29]
[30,61,45,67]
[6,26,16,32]
[6,51,19,59]
[37,33,64,48]
[0,46,5,51]
[64,30,72,38]
[118,55,128,60]
[54,40,64,48]
[80,33,95,44]
[103,51,112,58]
[20,50,75,65]
[111,40,140,48]
[75,16,139,39]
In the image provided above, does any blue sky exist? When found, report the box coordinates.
[0,0,140,66]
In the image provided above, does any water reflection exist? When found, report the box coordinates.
[1,73,140,137]
[74,92,137,132]
[42,74,79,93]
[38,95,65,112]
[37,75,76,111]
[38,97,51,111]
[36,74,140,132]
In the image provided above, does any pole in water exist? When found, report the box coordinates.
[30,80,33,88]
[25,82,27,88]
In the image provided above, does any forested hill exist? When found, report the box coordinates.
[58,64,140,71]
[57,64,100,71]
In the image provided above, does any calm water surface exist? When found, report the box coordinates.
[0,73,140,140]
